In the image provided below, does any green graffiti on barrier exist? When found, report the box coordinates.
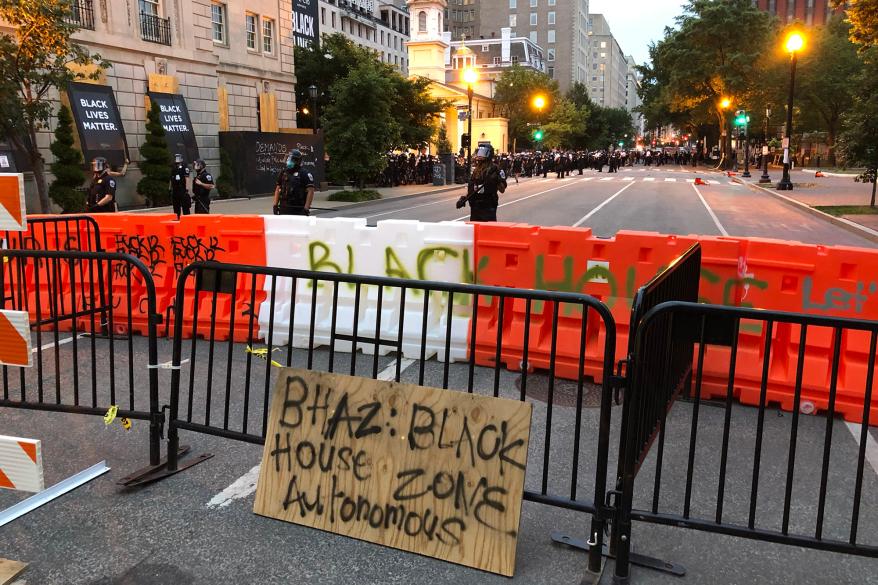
[802,276,877,314]
[309,241,355,288]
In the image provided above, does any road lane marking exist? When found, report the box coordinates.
[32,334,84,353]
[691,184,729,236]
[571,181,636,227]
[845,422,878,477]
[364,194,463,219]
[600,177,613,181]
[206,357,417,509]
[622,177,634,181]
[580,177,595,182]
[664,178,677,182]
[643,177,655,182]
[452,182,576,221]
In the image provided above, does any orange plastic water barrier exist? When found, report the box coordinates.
[472,223,878,423]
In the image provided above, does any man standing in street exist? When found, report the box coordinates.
[169,153,191,219]
[273,149,315,216]
[456,143,506,222]
[192,159,215,214]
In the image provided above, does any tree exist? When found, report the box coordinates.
[493,65,560,148]
[137,101,171,206]
[215,147,237,199]
[323,61,400,189]
[541,98,587,149]
[640,0,775,164]
[436,122,453,154]
[0,0,108,212]
[48,104,85,212]
[389,74,447,150]
[837,48,878,206]
[832,0,878,46]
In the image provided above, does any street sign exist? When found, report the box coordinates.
[254,368,533,576]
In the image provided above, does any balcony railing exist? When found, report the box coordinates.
[66,0,95,31]
[140,12,171,46]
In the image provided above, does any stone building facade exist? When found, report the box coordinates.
[318,0,411,72]
[5,0,298,210]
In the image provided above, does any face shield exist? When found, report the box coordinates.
[174,154,184,165]
[474,145,493,162]
[91,158,107,173]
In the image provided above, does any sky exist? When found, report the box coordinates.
[587,0,689,65]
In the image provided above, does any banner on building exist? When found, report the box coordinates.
[66,82,129,169]
[147,91,200,163]
[291,0,319,49]
[219,131,324,197]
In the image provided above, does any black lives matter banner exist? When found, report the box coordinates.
[292,0,319,48]
[147,91,200,163]
[219,131,324,196]
[67,82,128,168]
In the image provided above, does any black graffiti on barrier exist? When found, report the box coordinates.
[269,375,525,542]
[114,234,166,278]
[170,235,225,275]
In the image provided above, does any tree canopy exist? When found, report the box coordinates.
[493,65,560,148]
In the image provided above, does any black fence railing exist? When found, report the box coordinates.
[66,0,96,30]
[162,261,619,574]
[614,301,878,581]
[140,12,172,45]
[0,249,163,467]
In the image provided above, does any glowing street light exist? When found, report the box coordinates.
[778,31,805,191]
[532,95,546,111]
[720,97,731,110]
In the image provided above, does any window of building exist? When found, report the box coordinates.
[547,48,555,61]
[418,10,427,32]
[547,29,555,43]
[530,12,537,25]
[331,11,336,27]
[140,0,159,17]
[548,0,555,5]
[211,3,227,44]
[512,55,520,63]
[509,0,516,8]
[493,56,501,64]
[509,14,516,27]
[529,31,537,44]
[263,17,274,53]
[482,44,489,51]
[600,41,606,48]
[547,11,555,24]
[548,66,554,78]
[787,0,796,22]
[530,0,537,6]
[321,7,325,25]
[245,13,257,50]
[600,51,606,58]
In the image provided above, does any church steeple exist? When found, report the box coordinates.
[405,0,450,81]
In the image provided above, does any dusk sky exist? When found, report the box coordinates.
[588,0,689,65]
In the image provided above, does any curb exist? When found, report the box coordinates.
[316,183,465,213]
[745,181,878,245]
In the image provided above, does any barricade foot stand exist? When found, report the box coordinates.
[551,532,686,578]
[116,446,214,487]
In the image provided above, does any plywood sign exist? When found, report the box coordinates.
[254,368,533,576]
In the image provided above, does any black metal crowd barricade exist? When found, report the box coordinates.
[0,249,164,468]
[613,300,878,582]
[2,214,104,253]
[158,260,620,576]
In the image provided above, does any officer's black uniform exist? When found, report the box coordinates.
[87,174,117,213]
[192,167,213,214]
[275,167,315,215]
[461,160,506,222]
[170,161,191,218]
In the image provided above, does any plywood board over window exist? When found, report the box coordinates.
[258,92,278,132]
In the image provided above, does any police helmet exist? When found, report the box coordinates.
[91,156,108,173]
[474,143,494,162]
[174,153,184,164]
[194,159,206,172]
[286,149,303,168]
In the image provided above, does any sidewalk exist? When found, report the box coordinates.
[740,168,878,243]
[124,182,466,215]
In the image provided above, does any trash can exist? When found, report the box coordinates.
[432,163,446,186]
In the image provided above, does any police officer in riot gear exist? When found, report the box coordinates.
[456,143,506,222]
[169,153,191,219]
[191,159,214,214]
[273,149,315,216]
[87,157,117,213]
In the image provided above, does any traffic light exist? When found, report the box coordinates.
[533,129,544,142]
[461,133,471,149]
[734,110,750,126]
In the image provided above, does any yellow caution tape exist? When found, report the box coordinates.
[245,345,283,368]
[104,405,119,426]
[119,417,132,431]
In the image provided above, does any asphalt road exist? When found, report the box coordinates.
[2,164,878,585]
[316,165,876,248]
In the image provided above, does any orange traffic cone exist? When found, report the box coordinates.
[815,171,825,178]
[726,171,737,177]
[695,177,707,186]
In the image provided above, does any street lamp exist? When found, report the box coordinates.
[308,84,319,135]
[760,105,772,183]
[777,32,804,191]
[532,94,546,112]
[463,67,478,179]
[719,97,732,169]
